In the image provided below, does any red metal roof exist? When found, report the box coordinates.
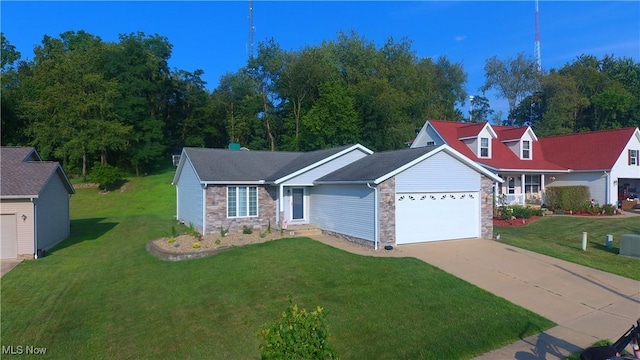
[426,121,638,172]
[495,126,528,141]
[456,123,487,139]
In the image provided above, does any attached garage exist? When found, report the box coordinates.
[396,191,480,244]
[314,145,503,249]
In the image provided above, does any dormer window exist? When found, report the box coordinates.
[480,137,489,157]
[522,140,531,159]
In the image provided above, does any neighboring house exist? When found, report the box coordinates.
[411,120,640,206]
[173,144,502,248]
[1,147,75,260]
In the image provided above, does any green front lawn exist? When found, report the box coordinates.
[0,171,554,359]
[496,216,640,281]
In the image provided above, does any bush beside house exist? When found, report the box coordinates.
[545,186,590,212]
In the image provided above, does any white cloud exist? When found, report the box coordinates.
[454,35,466,42]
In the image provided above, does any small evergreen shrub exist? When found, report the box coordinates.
[243,225,253,234]
[257,301,337,360]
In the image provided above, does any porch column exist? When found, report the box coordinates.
[277,184,283,226]
[541,174,546,205]
[521,173,526,205]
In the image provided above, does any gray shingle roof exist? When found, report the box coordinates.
[1,147,75,197]
[264,145,355,181]
[316,146,439,183]
[183,148,303,182]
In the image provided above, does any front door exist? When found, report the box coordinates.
[291,188,304,220]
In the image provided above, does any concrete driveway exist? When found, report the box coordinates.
[313,233,639,358]
[396,239,640,360]
[1,259,22,277]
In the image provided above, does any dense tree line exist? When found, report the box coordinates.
[508,55,640,135]
[2,30,639,177]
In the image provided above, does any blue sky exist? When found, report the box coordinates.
[2,1,639,117]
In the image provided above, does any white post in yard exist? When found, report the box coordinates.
[582,232,588,251]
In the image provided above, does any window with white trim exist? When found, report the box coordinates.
[480,137,489,157]
[227,186,258,217]
[630,149,639,165]
[522,140,531,159]
[525,175,540,193]
[507,177,515,194]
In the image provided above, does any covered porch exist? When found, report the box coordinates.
[495,173,562,206]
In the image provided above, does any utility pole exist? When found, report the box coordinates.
[248,0,255,59]
[534,0,542,72]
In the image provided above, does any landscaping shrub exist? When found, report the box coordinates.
[186,223,202,241]
[498,205,541,219]
[545,186,590,212]
[257,302,337,360]
[243,225,253,234]
[499,206,514,220]
[90,162,122,191]
[510,205,533,219]
[602,204,616,215]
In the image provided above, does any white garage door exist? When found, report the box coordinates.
[1,214,18,259]
[396,192,480,244]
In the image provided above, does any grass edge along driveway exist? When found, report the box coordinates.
[496,215,640,281]
[1,171,554,359]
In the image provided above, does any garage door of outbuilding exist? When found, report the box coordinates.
[396,191,480,244]
[1,214,18,259]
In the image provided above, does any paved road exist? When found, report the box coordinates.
[312,234,640,359]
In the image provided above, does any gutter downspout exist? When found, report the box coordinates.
[603,171,609,205]
[277,184,283,227]
[367,183,379,251]
[175,184,179,220]
[202,185,207,235]
[32,199,38,259]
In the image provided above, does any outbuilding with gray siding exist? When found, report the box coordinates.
[1,147,75,260]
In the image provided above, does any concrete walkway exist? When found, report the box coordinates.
[311,234,640,360]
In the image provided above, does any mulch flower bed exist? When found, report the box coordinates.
[493,216,543,227]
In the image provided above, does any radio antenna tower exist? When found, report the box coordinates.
[534,0,542,72]
[248,0,255,59]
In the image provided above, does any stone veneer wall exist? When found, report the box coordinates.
[377,177,396,248]
[481,176,494,239]
[322,230,375,249]
[204,185,277,235]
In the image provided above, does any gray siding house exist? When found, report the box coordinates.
[173,144,502,249]
[1,147,75,260]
